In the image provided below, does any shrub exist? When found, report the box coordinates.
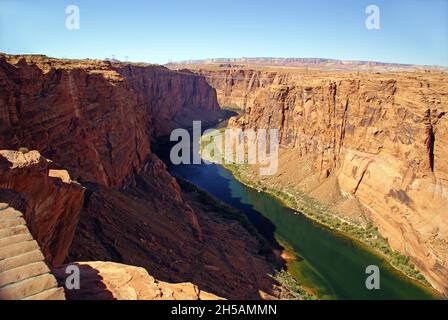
[18,147,29,154]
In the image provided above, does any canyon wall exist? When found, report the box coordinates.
[119,67,220,136]
[0,55,220,187]
[0,55,277,299]
[0,150,223,300]
[174,67,280,109]
[190,65,448,295]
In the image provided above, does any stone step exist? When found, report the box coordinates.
[0,273,58,300]
[0,261,50,288]
[0,240,39,260]
[0,225,28,239]
[23,287,66,300]
[0,203,66,300]
[0,249,45,273]
[0,208,23,219]
[0,217,26,229]
[0,233,33,248]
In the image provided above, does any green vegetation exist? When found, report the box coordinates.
[221,105,242,113]
[222,159,433,289]
[177,177,275,262]
[198,126,433,294]
[176,177,316,300]
[272,270,317,300]
[18,147,29,154]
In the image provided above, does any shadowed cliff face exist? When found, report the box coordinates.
[183,65,448,296]
[118,66,221,136]
[0,55,220,187]
[0,55,277,299]
[67,164,276,299]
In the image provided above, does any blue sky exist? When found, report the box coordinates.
[1,0,447,66]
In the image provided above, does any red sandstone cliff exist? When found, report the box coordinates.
[0,54,220,187]
[0,150,228,300]
[0,150,223,300]
[118,66,220,136]
[180,64,448,296]
[0,55,277,299]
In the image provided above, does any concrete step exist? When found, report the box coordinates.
[0,273,58,300]
[0,233,33,248]
[0,225,28,239]
[0,261,50,288]
[0,208,23,220]
[0,217,26,229]
[0,249,45,273]
[0,240,39,260]
[23,287,66,300]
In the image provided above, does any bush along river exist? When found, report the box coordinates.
[156,124,438,300]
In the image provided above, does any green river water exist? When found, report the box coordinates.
[158,135,438,300]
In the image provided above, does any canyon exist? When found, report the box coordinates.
[0,54,281,299]
[1,53,446,299]
[168,61,448,296]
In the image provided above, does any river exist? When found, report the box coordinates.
[156,127,437,300]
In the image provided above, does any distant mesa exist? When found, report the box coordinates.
[167,57,448,72]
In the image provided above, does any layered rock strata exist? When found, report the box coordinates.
[179,64,448,296]
[0,55,277,299]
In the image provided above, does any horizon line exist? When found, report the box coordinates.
[2,51,447,69]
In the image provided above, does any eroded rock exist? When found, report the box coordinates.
[54,261,223,300]
[0,150,85,266]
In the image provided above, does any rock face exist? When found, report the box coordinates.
[54,261,222,300]
[119,67,221,136]
[175,67,280,110]
[0,55,277,299]
[0,150,85,266]
[67,160,276,299]
[0,54,220,188]
[184,64,448,296]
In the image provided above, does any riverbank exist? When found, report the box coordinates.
[223,162,439,295]
[199,129,440,298]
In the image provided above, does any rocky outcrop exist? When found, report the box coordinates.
[188,65,448,295]
[0,150,85,266]
[54,261,222,300]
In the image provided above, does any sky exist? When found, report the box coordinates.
[0,0,447,66]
